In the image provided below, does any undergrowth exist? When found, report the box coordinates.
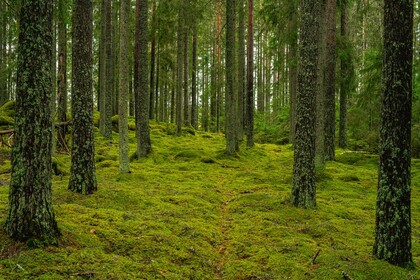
[0,121,418,279]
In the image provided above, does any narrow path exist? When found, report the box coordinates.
[214,176,238,280]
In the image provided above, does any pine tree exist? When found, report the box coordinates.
[118,0,130,173]
[225,0,238,154]
[134,0,151,157]
[246,0,254,148]
[292,0,322,208]
[5,0,60,242]
[68,0,97,195]
[373,0,413,267]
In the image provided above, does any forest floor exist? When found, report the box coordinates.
[0,121,419,279]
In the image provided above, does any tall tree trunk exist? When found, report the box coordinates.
[292,0,322,209]
[155,45,160,120]
[135,0,151,156]
[6,0,60,242]
[0,0,5,106]
[69,0,97,195]
[374,0,413,267]
[99,0,107,134]
[57,0,68,151]
[237,0,245,141]
[324,0,336,161]
[111,1,118,116]
[118,0,130,173]
[210,40,217,131]
[102,0,113,139]
[338,0,349,148]
[176,3,184,135]
[216,0,222,132]
[289,10,298,145]
[246,0,254,147]
[170,68,175,123]
[226,0,238,154]
[191,19,198,129]
[183,27,190,126]
[149,0,156,120]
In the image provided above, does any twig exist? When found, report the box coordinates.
[342,271,354,280]
[310,249,321,265]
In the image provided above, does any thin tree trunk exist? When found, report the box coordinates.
[191,19,198,129]
[135,0,151,157]
[57,0,68,151]
[324,0,336,161]
[176,3,184,135]
[183,27,189,126]
[237,0,245,141]
[118,0,130,173]
[149,0,156,120]
[246,0,254,147]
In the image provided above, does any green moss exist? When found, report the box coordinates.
[0,127,418,279]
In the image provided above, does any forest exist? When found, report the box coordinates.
[0,0,419,279]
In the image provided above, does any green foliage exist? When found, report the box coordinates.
[0,122,418,279]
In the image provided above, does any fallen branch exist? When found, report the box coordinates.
[0,129,13,135]
[0,169,11,175]
[0,121,72,136]
[342,271,354,280]
[310,249,321,265]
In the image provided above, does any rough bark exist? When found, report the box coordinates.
[289,14,298,145]
[0,0,5,106]
[68,0,97,195]
[183,27,190,126]
[6,0,60,242]
[324,0,336,161]
[292,0,322,209]
[176,3,184,135]
[315,0,326,168]
[226,0,238,154]
[237,0,245,141]
[191,19,198,129]
[134,0,151,157]
[103,0,113,139]
[246,0,254,147]
[149,0,156,120]
[118,0,130,173]
[99,0,107,135]
[373,0,413,267]
[57,0,67,151]
[338,0,349,148]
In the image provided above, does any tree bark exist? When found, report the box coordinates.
[237,0,245,141]
[246,0,254,147]
[176,2,184,135]
[134,0,151,157]
[149,0,156,120]
[118,0,130,173]
[57,0,68,151]
[191,19,198,129]
[324,0,336,161]
[374,0,413,267]
[225,0,238,154]
[183,26,189,126]
[68,0,97,195]
[6,0,60,242]
[292,0,322,209]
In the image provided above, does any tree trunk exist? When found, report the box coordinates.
[134,0,151,156]
[99,0,107,134]
[183,27,190,126]
[57,0,68,151]
[338,0,349,148]
[374,0,413,267]
[191,19,198,129]
[237,0,245,141]
[68,0,97,195]
[102,0,113,139]
[315,0,326,168]
[0,0,5,106]
[118,0,130,173]
[324,0,336,161]
[225,0,238,154]
[176,3,184,135]
[149,0,156,120]
[246,0,254,147]
[6,0,60,242]
[292,0,322,209]
[289,13,298,145]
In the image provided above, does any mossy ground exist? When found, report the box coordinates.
[0,122,418,279]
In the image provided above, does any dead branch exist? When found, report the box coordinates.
[310,249,321,265]
[342,271,354,280]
